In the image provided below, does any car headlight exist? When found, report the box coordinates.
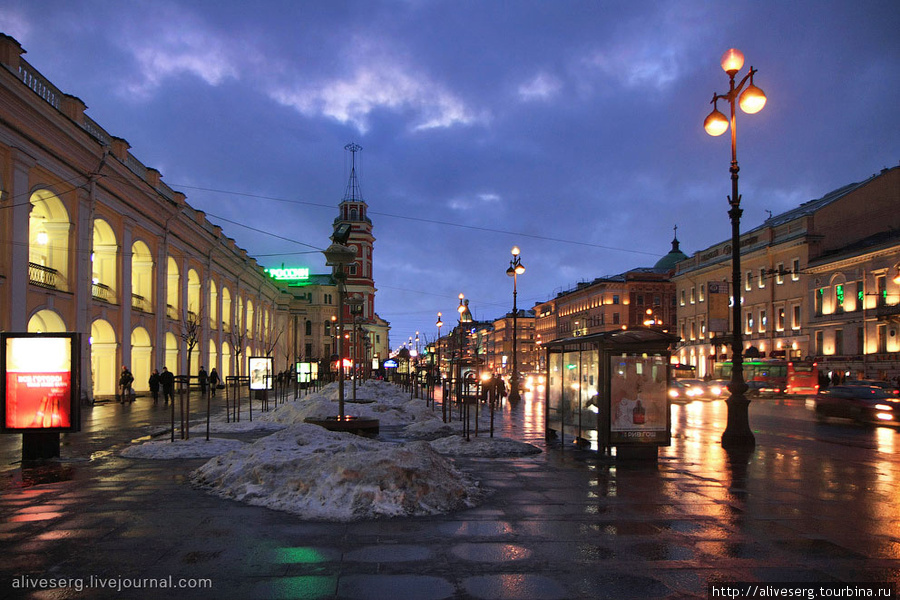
[874,404,893,411]
[668,389,679,398]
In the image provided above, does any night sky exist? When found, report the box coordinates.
[3,1,898,349]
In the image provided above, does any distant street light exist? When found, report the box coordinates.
[704,48,767,450]
[506,246,525,404]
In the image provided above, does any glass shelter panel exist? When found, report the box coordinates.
[547,352,563,432]
[610,354,669,445]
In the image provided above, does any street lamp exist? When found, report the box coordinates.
[506,246,525,403]
[704,48,766,450]
[436,312,443,416]
[323,236,356,421]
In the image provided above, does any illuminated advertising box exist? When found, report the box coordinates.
[248,356,274,391]
[1,333,80,433]
[609,354,670,446]
[295,361,318,384]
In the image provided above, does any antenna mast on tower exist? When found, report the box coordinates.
[343,142,363,202]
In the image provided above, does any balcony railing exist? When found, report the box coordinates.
[132,293,151,313]
[28,262,58,289]
[92,282,113,303]
[875,303,900,321]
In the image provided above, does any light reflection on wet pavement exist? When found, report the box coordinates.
[0,389,898,599]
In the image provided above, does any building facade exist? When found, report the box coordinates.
[532,237,685,345]
[673,165,900,379]
[0,34,389,399]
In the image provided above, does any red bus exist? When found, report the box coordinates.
[786,361,818,396]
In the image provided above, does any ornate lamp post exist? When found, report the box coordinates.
[436,312,444,419]
[704,48,767,449]
[323,230,356,420]
[506,246,525,403]
[347,295,364,402]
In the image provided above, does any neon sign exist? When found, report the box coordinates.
[266,267,309,281]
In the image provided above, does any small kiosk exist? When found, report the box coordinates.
[544,328,678,460]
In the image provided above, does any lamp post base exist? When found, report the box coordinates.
[721,395,756,449]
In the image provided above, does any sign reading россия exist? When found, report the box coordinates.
[266,267,309,280]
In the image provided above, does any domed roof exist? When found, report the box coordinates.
[653,233,688,272]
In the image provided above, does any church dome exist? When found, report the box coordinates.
[653,234,688,272]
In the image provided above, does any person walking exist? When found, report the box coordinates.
[118,365,134,403]
[208,367,220,398]
[198,365,208,397]
[160,366,175,404]
[148,369,161,404]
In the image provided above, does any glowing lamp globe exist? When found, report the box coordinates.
[720,48,745,74]
[739,82,767,114]
[704,108,729,136]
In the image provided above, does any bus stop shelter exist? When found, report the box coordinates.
[544,327,679,460]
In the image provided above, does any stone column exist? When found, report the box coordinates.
[9,148,36,329]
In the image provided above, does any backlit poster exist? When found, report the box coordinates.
[295,361,318,384]
[609,354,669,445]
[2,333,80,432]
[248,356,274,390]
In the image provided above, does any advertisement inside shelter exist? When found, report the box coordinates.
[4,336,74,430]
[609,354,669,445]
[248,357,274,390]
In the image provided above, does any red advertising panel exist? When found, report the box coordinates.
[2,333,80,433]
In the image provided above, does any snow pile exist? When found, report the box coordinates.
[403,418,455,440]
[257,380,436,428]
[190,424,481,521]
[206,419,287,434]
[122,437,245,459]
[428,435,542,457]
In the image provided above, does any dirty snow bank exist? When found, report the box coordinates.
[190,423,481,521]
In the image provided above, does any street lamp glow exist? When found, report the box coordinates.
[739,78,767,114]
[720,48,744,74]
[704,103,729,136]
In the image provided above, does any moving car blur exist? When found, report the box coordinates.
[814,384,900,427]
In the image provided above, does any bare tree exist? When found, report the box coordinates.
[182,304,203,377]
[179,305,203,439]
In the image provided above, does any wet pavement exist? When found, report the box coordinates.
[1,388,899,599]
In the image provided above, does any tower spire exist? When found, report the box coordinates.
[342,142,363,202]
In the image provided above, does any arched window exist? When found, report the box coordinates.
[131,240,153,313]
[92,218,118,303]
[29,189,71,290]
[167,257,180,320]
[305,320,312,336]
[187,268,201,322]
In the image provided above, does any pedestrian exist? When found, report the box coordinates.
[160,366,175,404]
[149,369,161,404]
[198,365,208,396]
[118,365,134,403]
[208,367,220,398]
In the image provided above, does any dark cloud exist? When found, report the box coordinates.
[2,0,898,346]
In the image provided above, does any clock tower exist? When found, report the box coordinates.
[333,143,385,366]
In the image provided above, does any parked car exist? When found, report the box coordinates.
[814,385,900,426]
